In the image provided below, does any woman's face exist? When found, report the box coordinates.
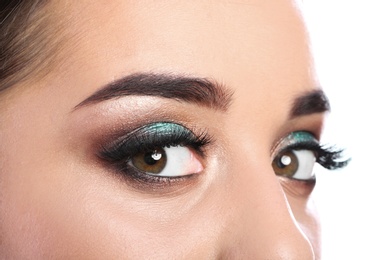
[0,0,326,258]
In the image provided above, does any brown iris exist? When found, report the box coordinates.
[131,148,167,174]
[272,150,299,178]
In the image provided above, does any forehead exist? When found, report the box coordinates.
[45,0,315,112]
[52,1,308,70]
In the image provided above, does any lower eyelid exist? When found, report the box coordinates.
[112,166,202,196]
[279,176,316,198]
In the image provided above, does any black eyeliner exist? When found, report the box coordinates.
[274,131,350,171]
[98,122,211,182]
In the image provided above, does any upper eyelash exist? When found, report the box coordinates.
[99,123,349,184]
[283,142,350,170]
[98,123,212,165]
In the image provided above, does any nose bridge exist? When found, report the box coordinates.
[220,137,315,259]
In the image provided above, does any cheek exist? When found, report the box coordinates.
[0,146,87,257]
[0,152,134,257]
[287,194,321,256]
[0,147,222,258]
[0,96,107,257]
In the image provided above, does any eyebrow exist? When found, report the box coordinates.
[75,73,233,111]
[74,72,329,118]
[289,89,330,118]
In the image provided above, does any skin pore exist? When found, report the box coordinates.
[0,0,335,258]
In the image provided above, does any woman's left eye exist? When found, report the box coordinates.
[129,146,203,177]
[272,131,348,181]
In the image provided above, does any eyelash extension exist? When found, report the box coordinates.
[98,122,212,172]
[284,142,350,170]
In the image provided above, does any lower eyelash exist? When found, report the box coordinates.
[122,166,193,185]
[107,154,199,192]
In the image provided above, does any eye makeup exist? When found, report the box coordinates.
[97,118,348,193]
[272,131,349,181]
[98,122,212,186]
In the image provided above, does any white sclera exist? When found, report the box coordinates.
[292,150,316,180]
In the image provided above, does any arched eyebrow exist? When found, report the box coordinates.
[289,89,330,119]
[74,72,329,117]
[74,73,234,111]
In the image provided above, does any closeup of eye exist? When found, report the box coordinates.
[98,122,211,184]
[272,131,349,181]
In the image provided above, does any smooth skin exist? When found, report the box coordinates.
[0,0,323,258]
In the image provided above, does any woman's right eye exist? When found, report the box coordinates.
[99,122,211,183]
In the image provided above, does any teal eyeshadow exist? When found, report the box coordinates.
[281,131,318,148]
[138,122,188,135]
[290,131,316,143]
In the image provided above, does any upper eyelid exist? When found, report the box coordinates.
[100,121,187,148]
[272,132,349,170]
[271,131,318,157]
[98,122,210,160]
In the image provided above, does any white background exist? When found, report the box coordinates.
[304,1,390,259]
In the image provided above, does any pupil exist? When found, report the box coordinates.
[131,147,167,174]
[144,150,162,165]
